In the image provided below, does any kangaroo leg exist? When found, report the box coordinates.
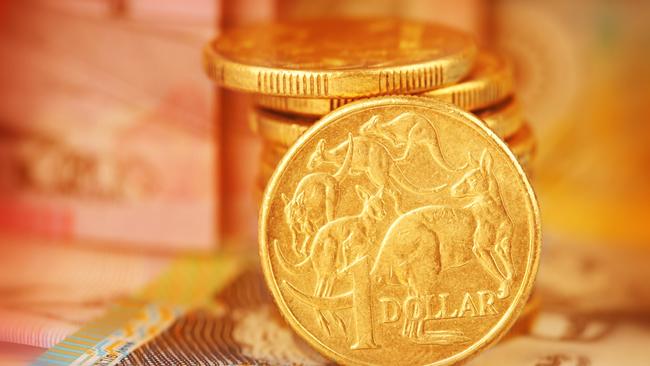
[313,275,335,335]
[299,233,312,256]
[472,246,505,285]
[324,184,336,223]
[487,248,507,280]
[321,275,341,333]
[492,239,513,298]
[316,311,332,336]
[314,276,325,297]
[484,247,512,299]
[323,274,336,297]
[290,226,300,254]
[494,238,513,280]
[386,187,403,215]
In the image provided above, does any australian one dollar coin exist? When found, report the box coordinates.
[259,96,541,365]
[204,18,476,98]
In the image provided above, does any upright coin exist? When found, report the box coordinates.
[204,18,477,97]
[260,96,541,366]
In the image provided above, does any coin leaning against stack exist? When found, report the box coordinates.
[204,18,541,366]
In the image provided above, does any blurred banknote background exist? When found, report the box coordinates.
[0,0,649,365]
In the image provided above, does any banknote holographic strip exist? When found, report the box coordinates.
[33,255,242,366]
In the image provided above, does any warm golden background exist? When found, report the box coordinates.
[0,0,648,364]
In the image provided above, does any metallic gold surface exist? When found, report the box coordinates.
[421,52,513,111]
[254,94,361,117]
[259,96,541,365]
[502,291,540,340]
[505,124,535,160]
[256,133,536,195]
[253,52,512,116]
[476,97,524,140]
[249,109,316,149]
[204,18,477,98]
[251,102,521,151]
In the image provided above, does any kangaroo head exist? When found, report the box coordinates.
[306,139,326,170]
[359,115,381,136]
[356,185,386,221]
[451,150,493,199]
[283,192,307,226]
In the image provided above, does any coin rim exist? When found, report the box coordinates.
[251,97,522,150]
[203,19,477,98]
[477,97,524,140]
[251,52,511,115]
[421,52,514,111]
[259,96,541,366]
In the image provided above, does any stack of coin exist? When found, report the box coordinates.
[246,54,535,201]
[204,18,540,366]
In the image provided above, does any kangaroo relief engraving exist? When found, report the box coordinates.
[270,111,527,354]
[308,126,446,214]
[262,98,540,366]
[450,150,515,298]
[282,134,354,256]
[359,112,459,171]
[281,115,504,345]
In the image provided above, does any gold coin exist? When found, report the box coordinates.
[476,97,524,140]
[250,109,316,149]
[255,93,359,117]
[505,124,535,159]
[259,96,541,366]
[204,18,477,98]
[251,102,521,151]
[257,134,536,194]
[421,52,513,111]
[253,52,511,116]
[502,290,540,340]
[506,125,536,178]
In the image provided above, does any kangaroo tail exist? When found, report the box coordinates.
[272,239,312,276]
[282,281,353,310]
[427,135,458,171]
[332,133,354,180]
[414,116,460,171]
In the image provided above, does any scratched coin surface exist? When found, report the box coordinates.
[259,96,541,365]
[204,18,477,97]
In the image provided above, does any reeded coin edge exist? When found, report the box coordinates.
[251,99,521,149]
[259,96,541,366]
[250,52,511,115]
[421,54,514,111]
[251,108,318,148]
[505,123,535,157]
[204,42,477,98]
[477,97,524,139]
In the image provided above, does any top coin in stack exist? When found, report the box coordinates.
[204,18,477,98]
[255,51,513,117]
[259,96,541,366]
